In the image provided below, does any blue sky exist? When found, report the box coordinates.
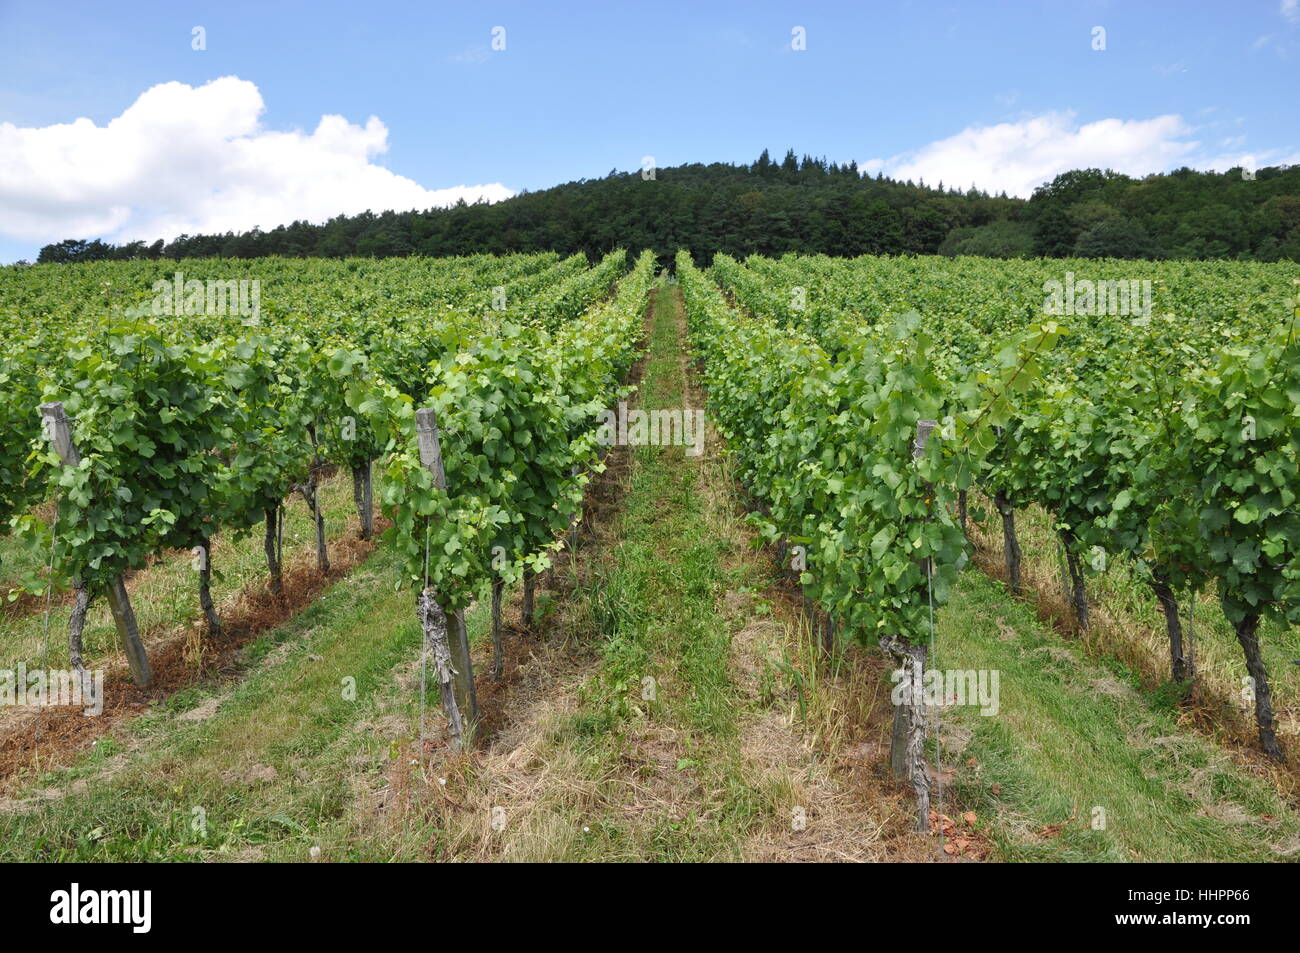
[1,0,1297,262]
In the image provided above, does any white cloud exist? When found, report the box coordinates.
[861,112,1200,196]
[0,77,514,245]
[1195,147,1300,174]
[1283,0,1299,24]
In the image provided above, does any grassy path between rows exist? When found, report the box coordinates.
[421,282,911,861]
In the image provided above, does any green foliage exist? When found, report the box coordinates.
[0,346,43,571]
[351,251,656,608]
[1179,331,1300,623]
[0,251,641,614]
[693,248,1300,661]
[939,220,1036,259]
[218,332,316,534]
[25,321,229,588]
[679,251,1057,645]
[1072,218,1163,259]
[34,158,1300,266]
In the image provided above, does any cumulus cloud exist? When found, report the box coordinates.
[861,112,1200,197]
[0,76,514,245]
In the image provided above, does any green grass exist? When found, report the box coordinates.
[0,543,426,860]
[967,495,1300,744]
[0,523,522,862]
[938,571,1300,862]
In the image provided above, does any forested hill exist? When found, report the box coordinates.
[36,150,1300,265]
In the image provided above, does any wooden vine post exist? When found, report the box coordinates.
[417,587,464,749]
[39,402,153,688]
[415,407,479,747]
[887,419,937,831]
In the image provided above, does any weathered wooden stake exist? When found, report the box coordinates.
[885,636,931,831]
[415,407,479,730]
[885,419,938,832]
[68,584,92,676]
[418,587,464,750]
[40,402,153,687]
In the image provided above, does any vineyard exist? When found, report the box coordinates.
[1,250,1298,862]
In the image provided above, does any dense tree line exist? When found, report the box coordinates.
[35,150,1300,265]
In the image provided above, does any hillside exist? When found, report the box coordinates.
[36,151,1300,266]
